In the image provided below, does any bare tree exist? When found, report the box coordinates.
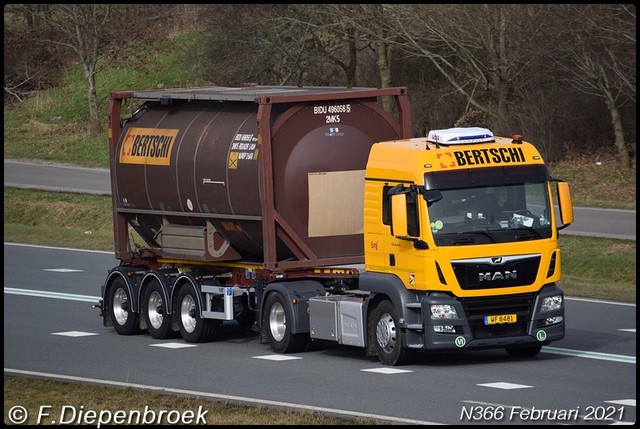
[381,5,563,134]
[201,5,371,88]
[4,4,69,104]
[41,4,113,133]
[554,5,635,169]
[269,5,403,112]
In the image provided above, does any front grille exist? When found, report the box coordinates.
[452,255,541,289]
[460,293,536,339]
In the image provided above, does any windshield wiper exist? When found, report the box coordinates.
[468,230,498,242]
[511,226,543,239]
[444,230,497,244]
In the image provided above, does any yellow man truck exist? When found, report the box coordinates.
[96,85,573,365]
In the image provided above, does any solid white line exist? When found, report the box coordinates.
[4,368,444,425]
[542,346,635,364]
[4,242,113,254]
[565,296,636,307]
[4,287,100,303]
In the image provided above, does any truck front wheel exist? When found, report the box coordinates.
[371,300,412,366]
[177,285,219,343]
[108,277,141,335]
[264,292,307,353]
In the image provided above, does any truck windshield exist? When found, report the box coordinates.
[424,165,552,245]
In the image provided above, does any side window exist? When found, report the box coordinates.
[382,186,391,226]
[406,191,420,237]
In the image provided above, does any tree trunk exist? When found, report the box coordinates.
[604,90,631,170]
[85,66,102,134]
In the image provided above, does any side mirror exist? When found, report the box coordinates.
[390,192,409,237]
[389,188,429,249]
[556,181,573,228]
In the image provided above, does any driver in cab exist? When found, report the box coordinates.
[482,187,513,224]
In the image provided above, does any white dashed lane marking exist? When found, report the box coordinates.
[605,399,636,407]
[253,354,303,361]
[477,382,533,390]
[361,368,413,374]
[51,331,99,337]
[150,342,198,349]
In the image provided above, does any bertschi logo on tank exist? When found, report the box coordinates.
[119,127,179,166]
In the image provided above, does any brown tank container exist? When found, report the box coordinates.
[108,86,412,270]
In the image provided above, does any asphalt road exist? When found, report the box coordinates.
[3,160,636,424]
[4,244,636,425]
[4,158,636,241]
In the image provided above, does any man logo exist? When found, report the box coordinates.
[479,270,517,282]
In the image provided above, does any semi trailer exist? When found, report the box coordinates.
[96,85,573,365]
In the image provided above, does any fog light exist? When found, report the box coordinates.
[544,316,563,326]
[433,325,456,333]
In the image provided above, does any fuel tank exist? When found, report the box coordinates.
[110,86,411,268]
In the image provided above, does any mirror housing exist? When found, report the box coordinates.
[556,181,573,229]
[391,192,409,237]
[389,187,429,249]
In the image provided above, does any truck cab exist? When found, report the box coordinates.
[360,127,573,364]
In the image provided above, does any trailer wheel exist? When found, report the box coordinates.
[371,300,412,366]
[264,292,307,353]
[143,280,175,339]
[108,277,140,335]
[177,285,219,343]
[505,344,542,358]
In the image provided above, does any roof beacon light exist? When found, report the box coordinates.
[427,127,494,145]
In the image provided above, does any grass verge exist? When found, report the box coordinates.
[3,375,377,425]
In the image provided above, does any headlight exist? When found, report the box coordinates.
[541,295,562,312]
[430,304,458,319]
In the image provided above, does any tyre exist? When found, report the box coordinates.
[143,279,175,339]
[505,344,542,358]
[176,285,220,343]
[263,292,307,353]
[370,300,412,366]
[108,277,141,335]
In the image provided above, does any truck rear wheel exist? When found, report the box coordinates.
[143,280,175,339]
[371,300,412,366]
[108,277,140,335]
[177,285,219,343]
[264,292,307,353]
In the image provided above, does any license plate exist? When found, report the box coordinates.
[484,314,517,325]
